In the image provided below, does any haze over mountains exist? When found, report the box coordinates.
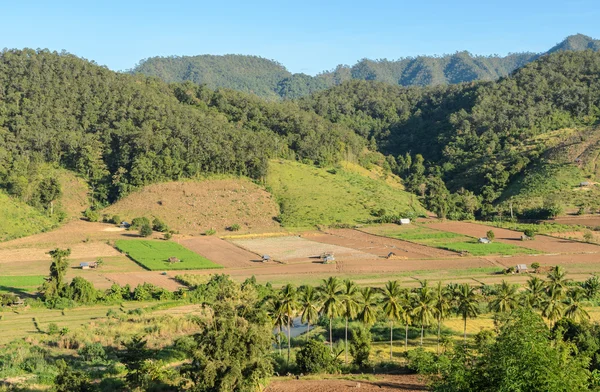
[132,34,600,99]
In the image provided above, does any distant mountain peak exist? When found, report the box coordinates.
[547,34,600,53]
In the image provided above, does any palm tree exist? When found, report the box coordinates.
[340,279,359,364]
[280,283,297,363]
[269,297,286,356]
[412,281,436,346]
[582,275,600,300]
[523,276,546,310]
[400,290,414,352]
[546,265,571,298]
[433,282,452,354]
[454,283,479,343]
[489,280,519,314]
[564,287,590,323]
[319,277,343,352]
[381,280,403,360]
[357,287,379,327]
[542,290,564,328]
[298,285,320,342]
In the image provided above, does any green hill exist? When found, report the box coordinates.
[132,34,599,99]
[266,160,425,228]
[0,192,57,241]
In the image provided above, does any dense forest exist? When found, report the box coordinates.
[132,34,600,99]
[0,49,366,212]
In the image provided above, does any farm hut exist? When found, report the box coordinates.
[580,182,590,187]
[478,237,492,244]
[14,297,24,306]
[516,264,528,273]
[168,257,181,264]
[575,158,582,163]
[386,252,396,259]
[322,255,335,264]
[261,255,271,262]
[80,262,97,269]
[399,218,411,225]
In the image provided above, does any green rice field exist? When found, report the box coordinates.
[115,240,222,270]
[0,275,46,293]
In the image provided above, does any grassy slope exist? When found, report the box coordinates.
[266,160,425,228]
[115,239,222,270]
[499,127,600,212]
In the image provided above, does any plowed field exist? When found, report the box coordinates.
[265,375,427,392]
[181,236,268,268]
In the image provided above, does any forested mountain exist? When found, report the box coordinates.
[301,50,600,217]
[0,49,366,210]
[132,34,599,99]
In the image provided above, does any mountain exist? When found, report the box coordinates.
[131,34,599,99]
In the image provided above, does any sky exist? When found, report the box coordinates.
[2,0,600,75]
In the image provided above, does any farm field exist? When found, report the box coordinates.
[426,221,600,254]
[549,215,600,228]
[265,374,427,392]
[115,239,223,270]
[364,224,537,256]
[180,236,267,268]
[0,275,45,294]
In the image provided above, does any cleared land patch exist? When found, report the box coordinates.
[427,221,600,254]
[365,225,536,256]
[265,374,427,392]
[115,240,222,270]
[181,237,267,268]
[103,178,280,235]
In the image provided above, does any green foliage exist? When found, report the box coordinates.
[228,223,241,232]
[152,217,168,232]
[42,248,71,301]
[524,228,537,238]
[204,228,217,236]
[296,339,336,374]
[130,217,150,230]
[139,223,153,237]
[0,192,58,241]
[115,240,221,270]
[78,343,106,363]
[349,326,372,367]
[110,215,121,225]
[83,208,100,222]
[486,230,495,242]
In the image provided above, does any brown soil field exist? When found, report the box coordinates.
[180,237,267,268]
[549,231,600,243]
[309,229,458,259]
[103,272,183,291]
[426,221,600,254]
[103,179,281,235]
[0,242,120,264]
[549,215,600,228]
[231,236,379,263]
[265,375,427,392]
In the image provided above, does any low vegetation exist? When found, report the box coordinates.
[115,240,222,270]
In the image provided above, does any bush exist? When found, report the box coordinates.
[577,206,586,215]
[531,262,540,272]
[130,217,150,230]
[486,230,495,242]
[83,208,99,222]
[349,326,371,367]
[163,231,173,240]
[139,223,153,237]
[204,228,216,236]
[584,230,594,243]
[407,348,437,374]
[296,339,335,374]
[111,215,121,225]
[152,217,169,232]
[228,223,241,232]
[523,229,536,239]
[48,323,59,335]
[79,342,106,362]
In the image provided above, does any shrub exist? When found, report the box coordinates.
[48,323,59,335]
[296,339,335,374]
[139,223,153,237]
[163,231,173,240]
[523,229,536,239]
[204,228,216,236]
[349,326,371,367]
[407,348,437,374]
[486,230,495,242]
[531,262,540,272]
[79,342,106,362]
[111,215,121,224]
[152,217,169,232]
[577,206,586,215]
[83,208,99,222]
[130,217,150,230]
[584,231,594,243]
[228,223,241,232]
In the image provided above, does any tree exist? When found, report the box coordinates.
[269,298,286,357]
[400,290,414,352]
[340,279,359,364]
[139,223,153,237]
[118,336,151,390]
[454,283,480,342]
[523,276,546,310]
[486,230,495,242]
[542,291,565,328]
[356,287,379,327]
[349,326,372,368]
[53,359,96,392]
[582,274,600,300]
[298,285,320,342]
[546,265,571,299]
[36,177,62,216]
[319,277,343,352]
[412,282,436,345]
[43,248,72,300]
[489,280,519,314]
[181,317,273,392]
[280,283,297,363]
[296,339,335,374]
[564,287,590,323]
[433,282,452,354]
[381,280,403,360]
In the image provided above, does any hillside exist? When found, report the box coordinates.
[0,192,58,241]
[132,34,599,99]
[103,178,280,234]
[266,160,425,227]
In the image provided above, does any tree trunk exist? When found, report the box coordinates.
[306,322,310,342]
[437,317,441,354]
[278,326,281,356]
[345,317,348,364]
[405,323,408,352]
[329,317,333,352]
[463,316,467,343]
[420,325,424,346]
[390,320,393,361]
[287,317,291,364]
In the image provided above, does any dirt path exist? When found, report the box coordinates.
[426,221,600,254]
[265,375,427,392]
[180,237,267,268]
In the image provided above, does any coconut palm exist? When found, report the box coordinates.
[454,283,480,342]
[357,287,379,327]
[400,290,414,352]
[523,276,546,310]
[340,279,359,364]
[489,280,519,314]
[542,290,565,328]
[412,281,436,346]
[280,283,297,363]
[433,282,452,354]
[298,285,320,342]
[269,297,286,356]
[582,274,600,300]
[319,277,343,352]
[564,287,590,323]
[546,265,571,298]
[381,280,403,360]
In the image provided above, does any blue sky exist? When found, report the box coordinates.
[2,0,599,75]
